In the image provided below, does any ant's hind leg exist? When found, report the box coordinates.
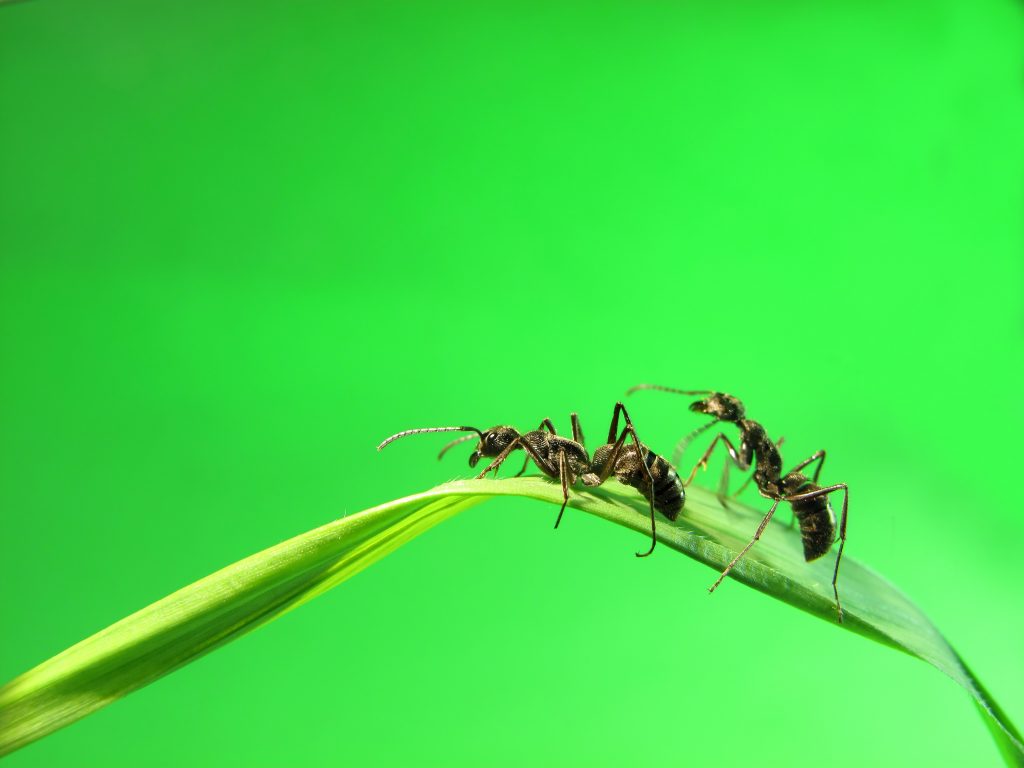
[832,486,848,623]
[609,402,658,558]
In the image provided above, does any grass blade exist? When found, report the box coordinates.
[0,488,484,756]
[1,477,1020,764]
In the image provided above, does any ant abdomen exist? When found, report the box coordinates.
[788,475,838,562]
[589,443,685,521]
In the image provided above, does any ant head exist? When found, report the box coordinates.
[690,393,745,423]
[468,426,521,467]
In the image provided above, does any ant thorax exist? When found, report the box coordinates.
[587,443,615,479]
[741,419,782,477]
[524,432,590,476]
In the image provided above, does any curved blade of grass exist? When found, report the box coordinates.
[0,478,1020,764]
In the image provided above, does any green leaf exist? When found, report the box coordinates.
[1,477,1020,764]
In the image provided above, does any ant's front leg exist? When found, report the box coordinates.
[475,437,523,479]
[515,419,556,477]
[552,449,573,529]
[684,432,746,486]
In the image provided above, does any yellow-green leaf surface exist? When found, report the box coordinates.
[0,478,1020,764]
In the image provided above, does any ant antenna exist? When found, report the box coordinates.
[437,433,479,460]
[683,419,718,441]
[626,384,714,397]
[377,426,484,452]
[672,418,720,465]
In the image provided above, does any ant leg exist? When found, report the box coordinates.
[515,419,557,477]
[553,449,573,528]
[716,460,738,515]
[609,402,659,558]
[605,403,621,443]
[684,433,745,486]
[777,449,825,525]
[786,449,826,484]
[709,497,781,593]
[571,412,585,449]
[784,483,848,623]
[482,437,570,527]
[671,435,691,468]
[475,437,523,479]
[833,485,848,623]
[593,422,631,484]
[732,472,753,498]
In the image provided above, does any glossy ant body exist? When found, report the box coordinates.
[377,403,684,557]
[628,384,848,622]
[585,405,685,554]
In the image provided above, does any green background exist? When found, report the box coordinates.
[2,1,1022,765]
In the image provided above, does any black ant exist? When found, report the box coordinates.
[627,384,848,622]
[377,403,684,557]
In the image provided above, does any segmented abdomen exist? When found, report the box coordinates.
[639,448,685,521]
[790,482,836,562]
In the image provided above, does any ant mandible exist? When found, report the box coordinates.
[627,385,849,622]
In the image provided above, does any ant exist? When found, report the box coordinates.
[377,403,684,557]
[627,384,848,622]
